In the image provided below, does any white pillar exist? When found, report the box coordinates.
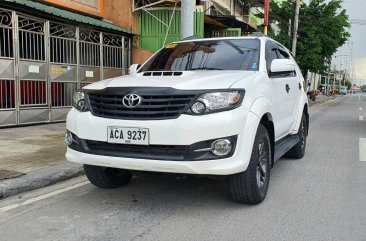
[181,0,194,39]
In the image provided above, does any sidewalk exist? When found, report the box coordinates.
[308,94,335,107]
[0,95,337,199]
[0,123,83,199]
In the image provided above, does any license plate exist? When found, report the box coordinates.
[107,127,149,145]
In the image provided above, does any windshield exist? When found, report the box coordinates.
[140,39,260,72]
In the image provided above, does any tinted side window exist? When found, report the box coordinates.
[276,45,296,77]
[265,42,278,73]
[266,42,296,78]
[277,49,290,59]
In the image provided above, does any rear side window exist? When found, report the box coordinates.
[265,41,278,73]
[277,48,290,59]
[266,49,278,73]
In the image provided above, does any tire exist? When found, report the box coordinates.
[228,124,271,204]
[83,165,132,188]
[285,113,307,159]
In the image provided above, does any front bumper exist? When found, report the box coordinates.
[65,107,260,175]
[67,134,238,161]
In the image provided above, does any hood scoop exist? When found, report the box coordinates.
[143,71,183,76]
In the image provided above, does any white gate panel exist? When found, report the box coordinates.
[19,108,49,124]
[50,64,78,82]
[19,61,47,80]
[103,68,124,79]
[0,59,15,79]
[0,109,16,126]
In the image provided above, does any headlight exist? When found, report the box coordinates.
[73,91,89,112]
[188,90,244,114]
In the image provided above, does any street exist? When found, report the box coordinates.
[1,94,366,241]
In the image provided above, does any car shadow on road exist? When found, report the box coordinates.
[83,173,263,211]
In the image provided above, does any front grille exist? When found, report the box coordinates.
[85,140,188,161]
[88,91,197,120]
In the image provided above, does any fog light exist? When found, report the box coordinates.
[211,139,232,156]
[65,131,73,146]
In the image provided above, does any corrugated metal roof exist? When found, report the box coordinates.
[2,0,133,35]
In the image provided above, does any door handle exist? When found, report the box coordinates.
[299,83,302,90]
[286,84,290,93]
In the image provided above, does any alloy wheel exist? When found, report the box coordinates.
[256,140,268,188]
[300,119,306,149]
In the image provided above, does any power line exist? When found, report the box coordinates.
[349,19,366,25]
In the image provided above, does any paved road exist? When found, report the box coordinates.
[1,94,366,241]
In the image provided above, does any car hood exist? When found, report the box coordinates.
[83,71,256,90]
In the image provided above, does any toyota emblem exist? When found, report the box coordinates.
[122,94,142,108]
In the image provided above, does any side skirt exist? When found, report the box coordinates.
[274,135,300,162]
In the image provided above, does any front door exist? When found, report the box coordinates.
[266,41,298,139]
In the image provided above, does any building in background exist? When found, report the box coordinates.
[0,0,262,127]
[134,0,259,52]
[0,0,134,126]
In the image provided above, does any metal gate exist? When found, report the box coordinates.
[0,9,16,126]
[0,8,131,127]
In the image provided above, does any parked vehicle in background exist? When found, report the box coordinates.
[65,36,309,204]
[340,86,347,95]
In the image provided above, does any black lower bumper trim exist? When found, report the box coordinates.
[67,132,237,161]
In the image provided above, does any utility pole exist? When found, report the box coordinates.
[313,73,317,97]
[264,0,269,36]
[326,63,331,96]
[333,65,336,95]
[291,0,300,56]
[181,0,194,39]
[288,19,292,36]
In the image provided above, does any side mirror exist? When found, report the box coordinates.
[270,59,296,73]
[129,64,141,75]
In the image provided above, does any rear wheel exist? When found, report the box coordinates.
[285,113,307,159]
[84,165,132,188]
[228,124,271,204]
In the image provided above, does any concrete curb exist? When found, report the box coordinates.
[309,96,336,107]
[0,162,83,199]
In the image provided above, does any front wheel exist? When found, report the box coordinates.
[84,165,133,188]
[228,124,271,204]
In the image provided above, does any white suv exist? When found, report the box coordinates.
[65,36,309,204]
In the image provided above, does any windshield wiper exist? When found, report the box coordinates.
[187,67,223,71]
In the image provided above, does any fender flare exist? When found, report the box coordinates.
[291,94,309,134]
[249,97,275,164]
[236,97,274,170]
[249,97,273,120]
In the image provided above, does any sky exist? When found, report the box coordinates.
[301,0,366,84]
[316,0,366,84]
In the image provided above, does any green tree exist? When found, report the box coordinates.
[260,0,350,73]
[345,80,352,90]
